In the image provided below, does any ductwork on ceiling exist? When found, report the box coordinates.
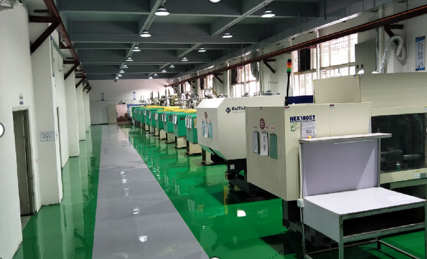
[0,0,20,11]
[377,35,407,73]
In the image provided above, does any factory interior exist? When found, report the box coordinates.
[3,0,427,258]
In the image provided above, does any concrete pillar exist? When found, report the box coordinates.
[65,74,80,156]
[30,24,62,205]
[84,92,91,131]
[76,84,86,141]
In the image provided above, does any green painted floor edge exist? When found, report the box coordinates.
[13,126,103,259]
[125,125,426,259]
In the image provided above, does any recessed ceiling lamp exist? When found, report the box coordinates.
[155,4,169,16]
[121,64,128,69]
[262,6,275,18]
[119,70,125,73]
[198,48,206,52]
[161,69,167,72]
[140,30,151,37]
[149,76,153,79]
[133,46,141,52]
[169,64,175,68]
[182,57,188,61]
[209,0,221,3]
[126,57,133,62]
[222,31,233,38]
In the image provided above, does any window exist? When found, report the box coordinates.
[231,64,260,97]
[293,34,358,96]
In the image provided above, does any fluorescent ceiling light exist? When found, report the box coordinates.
[140,30,151,37]
[133,46,141,52]
[119,70,125,73]
[198,48,206,52]
[161,69,167,72]
[209,0,221,3]
[182,57,188,61]
[262,7,275,18]
[155,4,169,16]
[169,64,175,68]
[222,31,233,38]
[126,57,133,62]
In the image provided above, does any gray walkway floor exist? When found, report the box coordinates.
[92,125,208,259]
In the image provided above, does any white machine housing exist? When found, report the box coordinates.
[197,96,285,160]
[245,102,372,201]
[314,73,427,184]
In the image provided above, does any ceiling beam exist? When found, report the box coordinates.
[83,65,188,74]
[87,74,172,80]
[78,49,214,64]
[71,34,258,44]
[58,0,316,18]
[210,0,273,36]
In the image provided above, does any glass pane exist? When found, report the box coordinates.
[330,36,349,66]
[350,34,358,63]
[350,66,356,75]
[306,73,313,95]
[311,47,317,70]
[321,43,330,67]
[293,75,300,96]
[299,74,306,95]
[372,114,427,173]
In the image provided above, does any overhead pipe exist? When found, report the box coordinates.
[168,4,427,87]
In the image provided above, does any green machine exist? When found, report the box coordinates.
[163,109,185,144]
[132,107,142,126]
[154,110,166,137]
[145,107,164,133]
[185,111,202,155]
[173,111,189,149]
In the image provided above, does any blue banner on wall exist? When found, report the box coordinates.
[416,36,425,71]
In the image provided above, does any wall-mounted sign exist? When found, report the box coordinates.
[416,36,425,71]
[19,93,23,105]
[101,93,104,101]
[133,92,136,100]
[40,131,56,142]
[0,122,5,138]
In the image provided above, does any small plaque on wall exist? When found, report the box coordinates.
[40,131,56,142]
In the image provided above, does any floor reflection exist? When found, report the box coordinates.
[13,127,102,259]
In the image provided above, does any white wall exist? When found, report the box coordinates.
[84,92,91,131]
[64,74,80,157]
[76,84,86,140]
[30,25,63,206]
[89,79,167,124]
[52,33,70,167]
[0,6,41,259]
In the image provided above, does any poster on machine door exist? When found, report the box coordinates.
[416,36,425,71]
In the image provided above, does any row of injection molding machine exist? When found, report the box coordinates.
[131,72,427,259]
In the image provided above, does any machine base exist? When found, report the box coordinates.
[149,126,155,134]
[175,136,186,149]
[144,124,149,131]
[186,141,202,155]
[154,127,159,137]
[166,132,175,144]
[159,129,166,140]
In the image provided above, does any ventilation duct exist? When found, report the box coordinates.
[377,35,406,73]
[0,0,20,11]
[250,51,260,80]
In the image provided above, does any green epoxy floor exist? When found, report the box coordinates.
[125,125,426,259]
[13,125,426,259]
[14,127,102,259]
